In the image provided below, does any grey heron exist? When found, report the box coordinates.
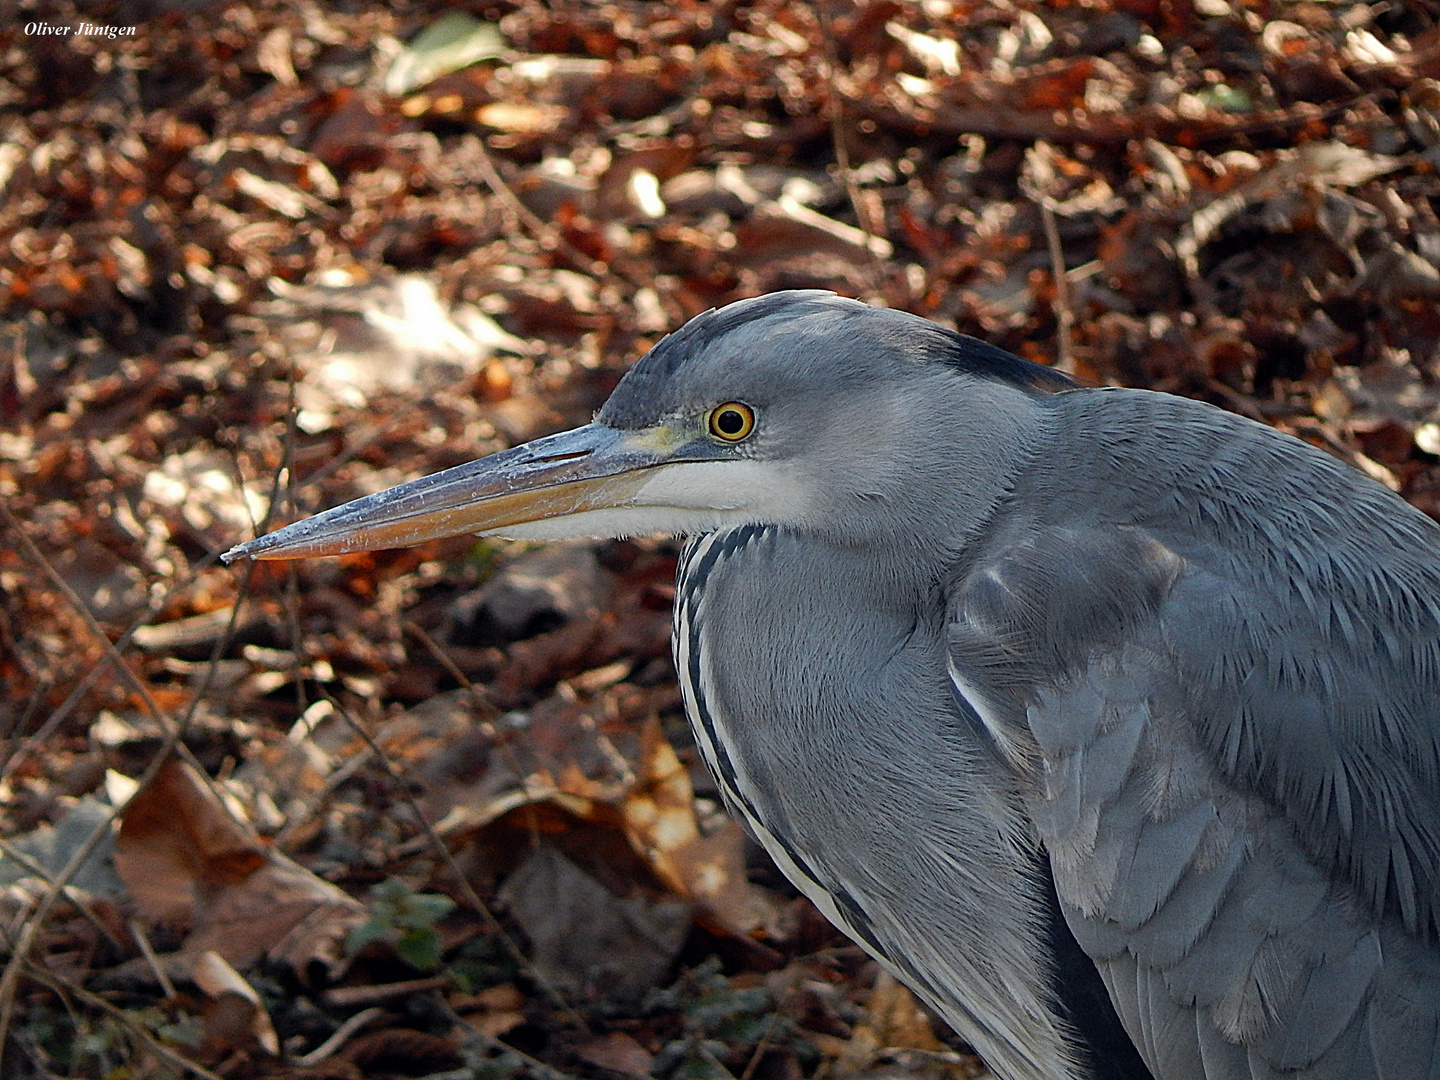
[225,290,1440,1080]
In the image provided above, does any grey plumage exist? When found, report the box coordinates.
[226,291,1440,1080]
[980,386,1440,1080]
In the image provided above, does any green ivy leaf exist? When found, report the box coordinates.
[396,925,444,971]
[346,878,456,969]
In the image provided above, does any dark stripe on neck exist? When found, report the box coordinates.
[676,527,765,818]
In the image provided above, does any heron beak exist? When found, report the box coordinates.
[221,424,678,562]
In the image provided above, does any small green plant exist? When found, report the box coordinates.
[347,878,457,971]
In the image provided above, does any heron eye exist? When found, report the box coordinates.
[708,402,755,441]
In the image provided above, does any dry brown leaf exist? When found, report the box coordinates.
[622,716,701,895]
[864,971,946,1052]
[115,757,365,975]
[624,718,785,937]
[476,101,569,133]
[827,972,947,1078]
[574,1031,656,1077]
[193,949,281,1057]
[115,758,268,925]
[497,843,691,999]
[465,1009,529,1039]
[671,818,785,938]
[184,849,367,975]
[344,1028,465,1073]
[453,981,528,1035]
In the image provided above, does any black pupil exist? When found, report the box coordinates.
[717,409,745,435]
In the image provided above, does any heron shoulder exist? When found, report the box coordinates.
[945,400,1440,1075]
[1034,385,1440,573]
[953,384,1440,938]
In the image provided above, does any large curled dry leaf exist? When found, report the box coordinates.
[115,757,365,976]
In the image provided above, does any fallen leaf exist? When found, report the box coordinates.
[452,981,528,1037]
[115,758,268,925]
[624,718,785,938]
[623,716,701,894]
[193,949,280,1056]
[385,13,506,97]
[864,971,945,1051]
[575,1031,656,1077]
[498,843,692,1000]
[476,102,570,134]
[116,758,366,976]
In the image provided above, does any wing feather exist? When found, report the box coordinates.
[947,502,1440,1078]
[1261,931,1380,1070]
[1138,963,1209,1080]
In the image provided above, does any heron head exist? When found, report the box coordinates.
[224,291,1071,562]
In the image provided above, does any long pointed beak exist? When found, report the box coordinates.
[222,424,670,561]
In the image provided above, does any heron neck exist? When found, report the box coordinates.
[679,526,1081,1080]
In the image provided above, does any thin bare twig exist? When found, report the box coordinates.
[272,732,375,851]
[469,136,613,280]
[0,503,256,1073]
[236,368,502,518]
[401,620,609,862]
[0,546,217,782]
[322,975,450,1008]
[402,621,502,723]
[1037,198,1075,374]
[0,838,124,953]
[0,506,189,1070]
[437,993,586,1080]
[814,3,877,254]
[738,1010,782,1080]
[129,919,177,999]
[292,1005,385,1066]
[0,727,181,1074]
[401,620,544,785]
